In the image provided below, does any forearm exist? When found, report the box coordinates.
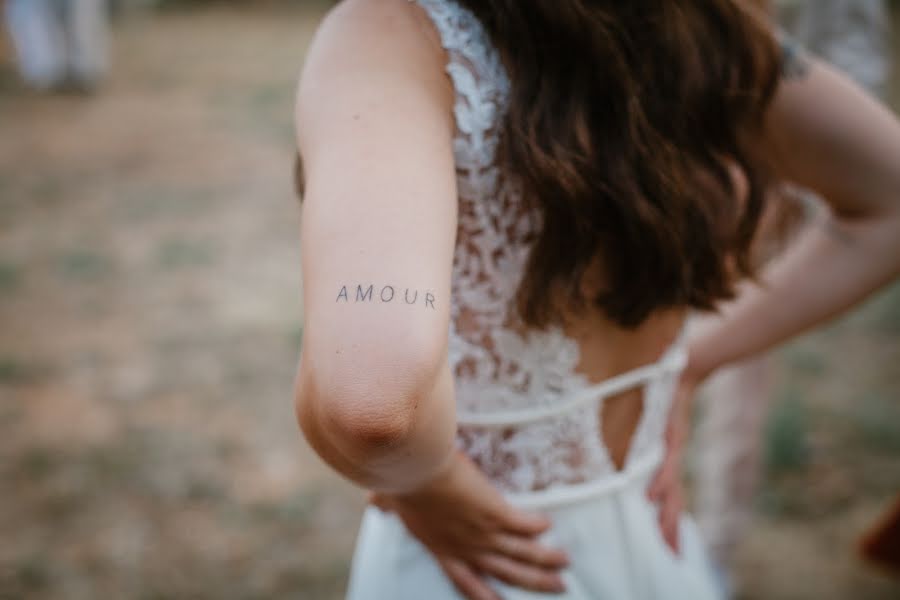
[690,210,900,378]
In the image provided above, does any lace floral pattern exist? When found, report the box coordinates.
[416,0,674,493]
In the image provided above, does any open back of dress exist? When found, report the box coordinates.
[418,0,686,504]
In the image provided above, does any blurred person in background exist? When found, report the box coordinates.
[293,0,900,599]
[4,0,110,91]
[690,0,893,591]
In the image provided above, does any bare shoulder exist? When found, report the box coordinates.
[296,0,453,157]
[298,0,449,110]
[321,0,440,38]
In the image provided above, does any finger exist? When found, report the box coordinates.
[440,557,501,600]
[497,505,552,536]
[647,465,672,502]
[475,552,566,594]
[491,532,570,569]
[659,490,683,555]
[648,445,685,501]
[647,469,664,502]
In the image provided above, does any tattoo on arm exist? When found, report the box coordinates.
[780,37,810,80]
[336,284,437,309]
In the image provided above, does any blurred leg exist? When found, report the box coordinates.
[63,0,111,87]
[4,0,67,89]
[694,357,774,568]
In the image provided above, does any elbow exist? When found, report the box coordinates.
[294,348,438,462]
[301,387,419,455]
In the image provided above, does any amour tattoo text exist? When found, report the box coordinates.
[336,284,436,309]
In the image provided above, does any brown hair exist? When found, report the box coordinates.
[456,0,782,328]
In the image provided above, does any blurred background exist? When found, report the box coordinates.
[0,1,898,598]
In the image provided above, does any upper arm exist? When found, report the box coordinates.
[763,50,900,220]
[295,0,456,402]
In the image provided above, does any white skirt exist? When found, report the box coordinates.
[345,461,722,600]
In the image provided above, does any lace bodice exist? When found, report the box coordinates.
[416,0,682,496]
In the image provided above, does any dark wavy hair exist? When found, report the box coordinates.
[455,0,782,328]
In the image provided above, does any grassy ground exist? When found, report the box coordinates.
[0,2,898,599]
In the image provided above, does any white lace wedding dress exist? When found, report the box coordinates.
[346,1,721,597]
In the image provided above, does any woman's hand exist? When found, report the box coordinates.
[371,451,570,600]
[647,357,707,554]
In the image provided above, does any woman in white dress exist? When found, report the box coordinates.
[292,0,900,598]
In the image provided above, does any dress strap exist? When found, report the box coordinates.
[505,446,664,509]
[456,346,688,427]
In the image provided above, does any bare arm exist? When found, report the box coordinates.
[688,49,900,379]
[293,7,571,595]
[293,0,458,493]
